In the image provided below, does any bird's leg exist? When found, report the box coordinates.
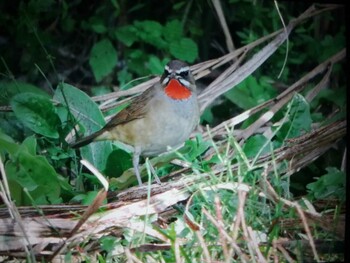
[133,146,143,186]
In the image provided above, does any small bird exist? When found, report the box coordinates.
[71,60,199,186]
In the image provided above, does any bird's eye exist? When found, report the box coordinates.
[164,69,170,75]
[179,71,188,78]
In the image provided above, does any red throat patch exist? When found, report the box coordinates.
[164,79,192,100]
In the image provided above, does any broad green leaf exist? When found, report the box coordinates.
[276,94,312,140]
[169,38,198,63]
[114,25,138,46]
[164,20,183,42]
[54,83,105,136]
[0,112,29,141]
[307,167,345,200]
[89,17,107,33]
[183,135,211,161]
[21,136,37,155]
[104,149,132,178]
[89,38,118,82]
[319,32,345,63]
[1,133,72,204]
[311,88,346,109]
[147,56,166,75]
[81,190,100,205]
[253,76,277,103]
[10,92,61,139]
[243,134,270,158]
[0,81,49,106]
[225,76,260,110]
[81,140,112,171]
[54,83,113,171]
[134,20,163,39]
[0,131,19,156]
[200,107,214,124]
[134,20,166,49]
[6,151,62,205]
[100,236,119,253]
[117,68,133,88]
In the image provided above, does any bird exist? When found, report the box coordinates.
[71,60,199,186]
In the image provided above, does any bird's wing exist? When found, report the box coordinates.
[103,86,154,129]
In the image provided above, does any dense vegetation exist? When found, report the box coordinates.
[0,1,346,262]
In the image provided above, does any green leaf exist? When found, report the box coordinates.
[0,81,49,106]
[104,149,132,178]
[114,25,138,46]
[319,31,345,63]
[117,68,133,88]
[134,20,163,39]
[164,20,183,42]
[1,133,71,205]
[0,111,30,141]
[100,236,119,253]
[81,190,100,205]
[225,76,267,110]
[183,135,211,161]
[134,20,166,49]
[243,135,270,158]
[54,83,113,171]
[10,92,61,139]
[201,107,214,124]
[276,94,312,140]
[89,17,107,33]
[169,38,198,63]
[147,56,166,75]
[89,38,118,82]
[5,151,62,205]
[54,83,105,137]
[311,88,346,109]
[21,136,37,155]
[307,167,345,200]
[0,131,19,156]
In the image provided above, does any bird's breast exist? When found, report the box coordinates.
[104,90,199,156]
[141,93,198,155]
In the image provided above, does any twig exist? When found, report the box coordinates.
[214,195,229,262]
[195,230,211,263]
[202,207,247,262]
[211,0,235,53]
[247,226,267,263]
[295,205,320,262]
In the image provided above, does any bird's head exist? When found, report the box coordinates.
[160,60,196,100]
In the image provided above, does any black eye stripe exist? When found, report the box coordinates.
[163,65,190,78]
[164,70,189,78]
[177,71,188,77]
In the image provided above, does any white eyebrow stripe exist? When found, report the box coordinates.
[176,67,189,74]
[165,65,170,72]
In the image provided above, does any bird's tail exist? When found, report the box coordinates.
[70,130,103,148]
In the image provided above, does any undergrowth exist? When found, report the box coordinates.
[0,1,346,262]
